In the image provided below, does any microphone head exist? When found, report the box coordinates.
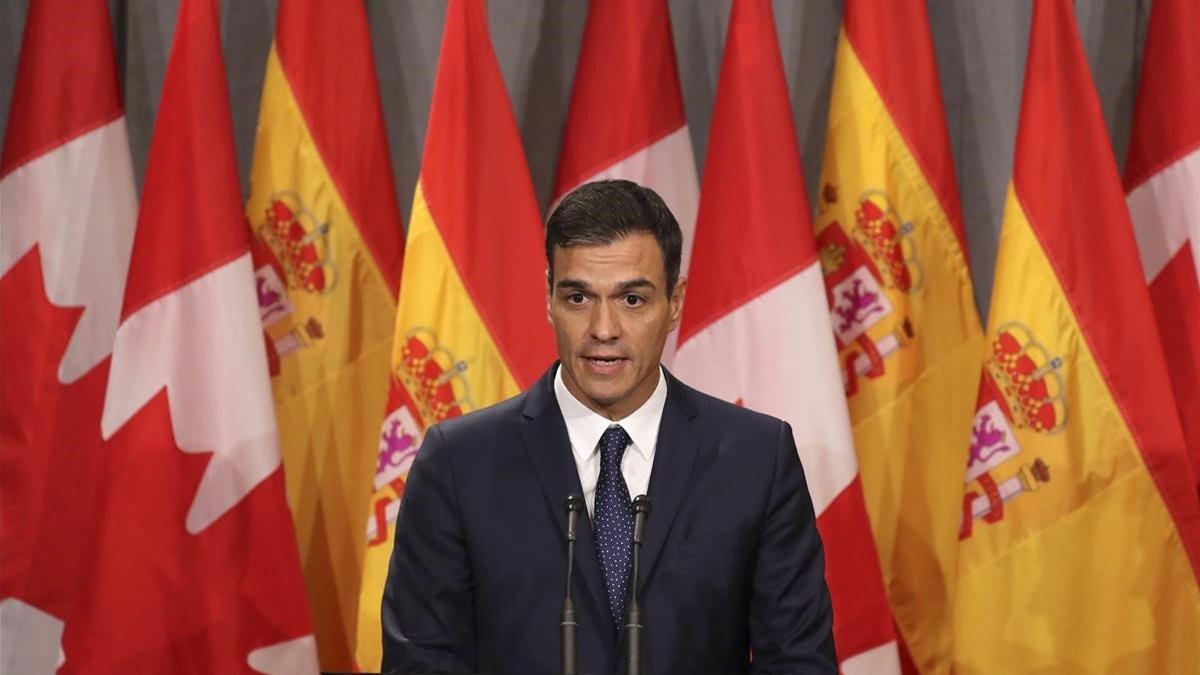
[565,493,585,513]
[632,494,651,515]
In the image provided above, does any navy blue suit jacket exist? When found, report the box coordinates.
[382,365,836,674]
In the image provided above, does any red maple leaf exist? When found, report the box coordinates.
[2,249,311,673]
[1,249,111,630]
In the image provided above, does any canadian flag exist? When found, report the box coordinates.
[553,0,699,363]
[1,0,140,671]
[1124,0,1200,494]
[1,0,316,671]
[672,0,899,671]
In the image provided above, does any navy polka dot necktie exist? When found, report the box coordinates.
[594,424,634,627]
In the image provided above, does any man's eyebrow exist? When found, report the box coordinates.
[615,278,657,292]
[554,278,590,291]
[553,278,658,293]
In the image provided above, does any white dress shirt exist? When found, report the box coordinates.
[554,365,668,517]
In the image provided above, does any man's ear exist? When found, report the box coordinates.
[668,276,687,331]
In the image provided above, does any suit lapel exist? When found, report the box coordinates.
[639,370,700,592]
[518,365,612,637]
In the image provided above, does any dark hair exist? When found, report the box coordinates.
[545,179,683,294]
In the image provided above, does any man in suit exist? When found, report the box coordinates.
[382,179,836,674]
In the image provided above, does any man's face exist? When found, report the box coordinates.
[548,232,686,421]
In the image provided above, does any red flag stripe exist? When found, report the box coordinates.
[1123,0,1200,192]
[1,2,134,626]
[419,0,553,388]
[91,0,316,668]
[0,254,116,650]
[1125,0,1200,497]
[553,0,687,196]
[677,0,815,345]
[1147,248,1200,480]
[816,477,899,660]
[842,0,968,261]
[674,1,898,668]
[1012,0,1200,576]
[0,0,122,176]
[118,0,247,322]
[275,0,406,295]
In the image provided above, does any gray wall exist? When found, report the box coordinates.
[0,0,1153,318]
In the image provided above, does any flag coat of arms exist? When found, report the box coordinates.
[244,0,406,667]
[355,0,556,668]
[814,1,983,671]
[953,1,1200,671]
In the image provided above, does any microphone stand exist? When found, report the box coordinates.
[625,494,651,675]
[561,494,584,675]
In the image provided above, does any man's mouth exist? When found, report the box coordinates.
[581,355,628,374]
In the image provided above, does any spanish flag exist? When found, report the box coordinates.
[814,1,982,671]
[354,0,555,668]
[244,1,405,668]
[953,1,1200,671]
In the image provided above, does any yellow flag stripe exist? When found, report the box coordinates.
[246,46,398,664]
[390,183,523,407]
[354,182,523,669]
[817,29,983,674]
[953,187,1200,671]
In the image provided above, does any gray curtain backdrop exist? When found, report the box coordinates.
[0,0,1152,319]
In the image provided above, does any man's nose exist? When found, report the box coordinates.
[588,301,620,341]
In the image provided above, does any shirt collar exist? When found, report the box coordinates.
[554,363,668,461]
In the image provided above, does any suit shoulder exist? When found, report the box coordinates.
[427,390,528,445]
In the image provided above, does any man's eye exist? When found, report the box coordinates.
[623,294,645,307]
[567,293,586,304]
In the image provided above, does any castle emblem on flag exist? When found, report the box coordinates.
[853,190,923,292]
[984,323,1067,434]
[257,192,337,295]
[960,321,1065,539]
[817,185,920,395]
[395,326,473,423]
[365,327,473,546]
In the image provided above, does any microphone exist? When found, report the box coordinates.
[561,493,585,675]
[625,494,651,675]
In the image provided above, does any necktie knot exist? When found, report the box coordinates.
[599,425,632,465]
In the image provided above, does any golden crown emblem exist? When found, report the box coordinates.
[258,192,337,295]
[853,190,924,292]
[395,327,472,424]
[986,321,1067,434]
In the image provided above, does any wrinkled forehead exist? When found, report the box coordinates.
[550,233,667,291]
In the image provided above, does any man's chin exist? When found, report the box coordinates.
[568,380,631,413]
[577,384,626,408]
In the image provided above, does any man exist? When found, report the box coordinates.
[382,180,836,673]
